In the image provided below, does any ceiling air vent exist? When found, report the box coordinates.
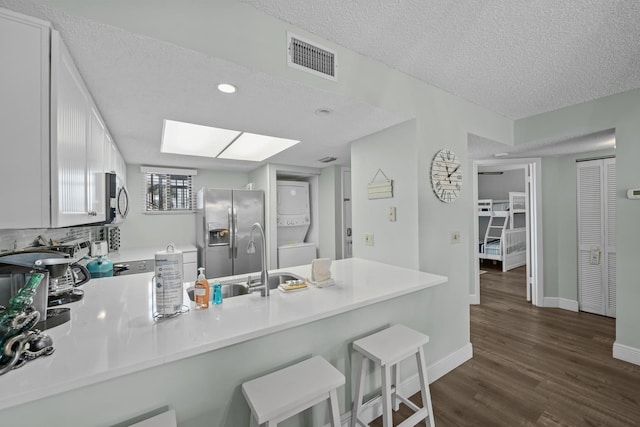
[318,156,338,163]
[287,32,337,81]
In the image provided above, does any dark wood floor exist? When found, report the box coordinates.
[371,264,640,426]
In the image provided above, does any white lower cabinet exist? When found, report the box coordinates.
[182,250,198,283]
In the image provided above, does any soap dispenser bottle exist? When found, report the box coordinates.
[194,267,210,310]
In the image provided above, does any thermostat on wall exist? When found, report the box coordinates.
[627,188,640,199]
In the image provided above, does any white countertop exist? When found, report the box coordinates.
[0,258,447,411]
[106,244,197,262]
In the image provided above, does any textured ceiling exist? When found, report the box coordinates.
[2,1,636,169]
[0,0,409,171]
[242,0,640,120]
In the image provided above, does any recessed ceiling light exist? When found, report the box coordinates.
[494,152,509,158]
[161,119,240,158]
[314,108,333,116]
[217,83,237,94]
[217,132,300,162]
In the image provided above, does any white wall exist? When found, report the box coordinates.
[352,120,419,269]
[478,169,526,200]
[118,164,249,249]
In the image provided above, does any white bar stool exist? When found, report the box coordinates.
[351,324,435,427]
[242,355,345,427]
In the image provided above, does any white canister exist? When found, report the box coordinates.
[153,244,184,317]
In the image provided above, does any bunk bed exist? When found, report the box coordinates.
[478,192,527,272]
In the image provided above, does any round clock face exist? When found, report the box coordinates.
[431,149,462,203]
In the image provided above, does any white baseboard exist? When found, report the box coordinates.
[543,297,579,312]
[428,342,473,383]
[613,342,640,366]
[330,343,473,426]
[469,293,479,305]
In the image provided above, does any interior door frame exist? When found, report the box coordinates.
[341,167,352,259]
[471,157,544,306]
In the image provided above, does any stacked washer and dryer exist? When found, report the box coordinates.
[276,181,317,268]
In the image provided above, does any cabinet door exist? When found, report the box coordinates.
[103,132,114,173]
[116,146,127,185]
[0,10,50,228]
[51,31,94,227]
[88,105,106,220]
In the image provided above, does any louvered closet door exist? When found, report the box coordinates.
[577,161,605,315]
[604,159,616,317]
[576,159,616,317]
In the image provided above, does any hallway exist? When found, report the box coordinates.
[374,265,640,426]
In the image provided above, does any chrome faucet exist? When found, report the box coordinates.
[247,222,269,296]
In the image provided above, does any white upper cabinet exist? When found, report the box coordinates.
[116,147,127,185]
[0,9,50,228]
[51,31,106,226]
[104,132,116,173]
[88,105,106,220]
[104,132,127,185]
[0,7,122,229]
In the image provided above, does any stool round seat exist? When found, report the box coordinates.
[351,324,435,427]
[242,355,345,426]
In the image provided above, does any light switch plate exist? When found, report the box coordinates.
[388,206,396,222]
[364,233,374,246]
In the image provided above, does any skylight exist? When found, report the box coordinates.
[217,132,300,162]
[161,120,240,158]
[160,119,300,161]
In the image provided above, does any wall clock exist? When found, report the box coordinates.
[430,149,461,203]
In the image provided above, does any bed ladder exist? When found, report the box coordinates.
[484,215,510,255]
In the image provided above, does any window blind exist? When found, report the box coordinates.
[141,167,197,212]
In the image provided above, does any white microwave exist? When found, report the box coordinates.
[105,172,129,224]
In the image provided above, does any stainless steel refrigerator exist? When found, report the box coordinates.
[196,188,265,279]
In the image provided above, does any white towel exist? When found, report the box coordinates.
[311,258,332,282]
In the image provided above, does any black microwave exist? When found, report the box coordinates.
[105,172,129,224]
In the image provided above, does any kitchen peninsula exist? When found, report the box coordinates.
[0,258,447,426]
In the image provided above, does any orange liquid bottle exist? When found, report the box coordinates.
[194,267,210,310]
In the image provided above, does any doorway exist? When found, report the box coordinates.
[471,158,543,306]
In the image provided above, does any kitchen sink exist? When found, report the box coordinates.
[186,272,305,301]
[267,272,305,289]
[186,283,249,301]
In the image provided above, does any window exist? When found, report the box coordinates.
[141,167,197,212]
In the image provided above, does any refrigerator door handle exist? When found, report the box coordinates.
[233,208,238,259]
[204,217,209,247]
[228,207,234,259]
